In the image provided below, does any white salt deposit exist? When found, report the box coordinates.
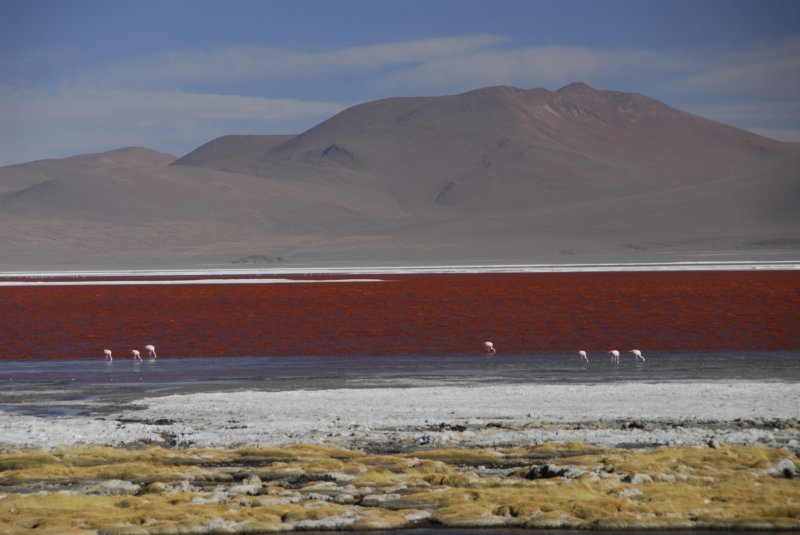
[1,381,797,450]
[0,278,385,287]
[0,260,797,281]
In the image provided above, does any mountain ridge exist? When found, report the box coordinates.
[174,83,792,210]
[1,83,797,267]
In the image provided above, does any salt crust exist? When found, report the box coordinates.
[1,259,798,279]
[1,381,797,450]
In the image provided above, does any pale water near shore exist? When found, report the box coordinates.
[2,351,798,418]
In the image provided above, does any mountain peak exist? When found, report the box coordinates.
[557,82,595,94]
[69,146,177,167]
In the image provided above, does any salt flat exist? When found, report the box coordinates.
[0,278,385,287]
[0,259,798,280]
[2,381,797,451]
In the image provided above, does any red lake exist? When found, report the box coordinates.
[1,271,798,361]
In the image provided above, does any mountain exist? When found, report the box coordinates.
[0,147,176,195]
[173,135,293,173]
[1,84,798,268]
[174,83,795,211]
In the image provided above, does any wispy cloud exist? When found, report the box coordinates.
[666,56,800,100]
[0,86,343,165]
[0,34,506,164]
[746,127,800,142]
[373,45,661,94]
[681,100,800,142]
[89,35,671,96]
[92,34,503,88]
[659,36,800,139]
[683,100,800,128]
[663,35,800,99]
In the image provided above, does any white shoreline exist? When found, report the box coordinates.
[0,278,385,287]
[2,381,797,451]
[0,260,798,280]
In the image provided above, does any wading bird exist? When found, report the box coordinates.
[609,350,620,364]
[630,349,646,362]
[484,341,496,355]
[103,349,112,361]
[578,350,589,363]
[131,350,142,363]
[144,344,157,359]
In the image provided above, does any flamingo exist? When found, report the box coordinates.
[484,341,496,355]
[144,344,157,359]
[578,350,589,363]
[609,350,620,364]
[131,349,142,362]
[103,349,112,361]
[630,349,646,362]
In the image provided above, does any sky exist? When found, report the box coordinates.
[1,0,799,165]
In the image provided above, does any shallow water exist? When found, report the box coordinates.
[2,351,798,417]
[4,351,799,385]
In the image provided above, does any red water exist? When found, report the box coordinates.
[1,271,798,361]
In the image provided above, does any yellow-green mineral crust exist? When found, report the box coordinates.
[1,442,798,533]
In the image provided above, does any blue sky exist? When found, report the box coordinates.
[1,0,798,165]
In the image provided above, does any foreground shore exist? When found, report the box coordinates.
[2,442,798,533]
[2,381,799,533]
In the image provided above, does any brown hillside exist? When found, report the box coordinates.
[1,84,798,267]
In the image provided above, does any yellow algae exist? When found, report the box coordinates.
[240,444,365,461]
[289,444,367,460]
[359,453,416,472]
[570,444,785,476]
[434,501,507,527]
[355,456,453,486]
[407,458,448,474]
[351,509,412,530]
[245,457,348,480]
[423,472,473,486]
[234,446,302,462]
[1,492,288,534]
[1,443,799,533]
[0,451,60,471]
[522,440,598,453]
[351,467,405,486]
[405,447,502,465]
[2,459,209,484]
[277,501,348,522]
[56,445,232,467]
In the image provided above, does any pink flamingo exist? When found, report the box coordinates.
[630,349,645,362]
[144,344,157,359]
[103,349,112,361]
[131,349,142,363]
[484,341,496,355]
[609,350,620,364]
[578,350,588,363]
